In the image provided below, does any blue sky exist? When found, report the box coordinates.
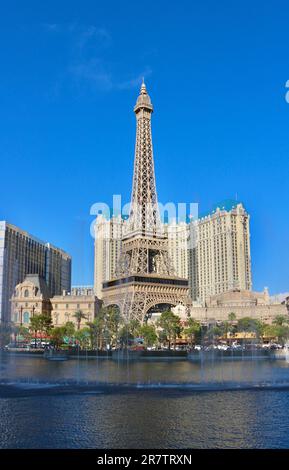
[0,0,288,294]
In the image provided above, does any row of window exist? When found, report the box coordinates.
[53,303,92,309]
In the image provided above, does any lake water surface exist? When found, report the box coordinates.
[1,353,289,448]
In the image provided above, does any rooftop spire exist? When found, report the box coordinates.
[134,79,153,113]
[140,77,146,94]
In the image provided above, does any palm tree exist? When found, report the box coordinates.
[29,315,43,347]
[105,306,121,348]
[273,315,289,327]
[228,312,237,322]
[73,310,87,330]
[184,318,201,347]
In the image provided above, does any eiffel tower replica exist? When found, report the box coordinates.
[102,81,190,322]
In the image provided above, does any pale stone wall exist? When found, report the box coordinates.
[190,303,287,324]
[51,294,101,327]
[189,289,287,324]
[94,215,123,299]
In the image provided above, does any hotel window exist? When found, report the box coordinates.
[24,289,29,298]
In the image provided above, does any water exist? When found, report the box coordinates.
[1,354,289,448]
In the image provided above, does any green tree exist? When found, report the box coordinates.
[263,323,289,345]
[228,312,237,322]
[40,313,53,338]
[206,324,224,341]
[237,317,262,334]
[118,319,142,347]
[62,321,76,345]
[273,315,289,327]
[50,326,66,349]
[64,321,75,337]
[157,310,182,349]
[105,306,121,348]
[75,328,91,349]
[184,318,202,346]
[73,310,87,330]
[87,311,106,350]
[139,324,157,348]
[118,325,134,347]
[128,319,141,337]
[29,315,42,347]
[16,325,31,343]
[29,314,53,346]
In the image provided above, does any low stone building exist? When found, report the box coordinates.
[190,288,288,324]
[11,274,52,325]
[51,291,102,327]
[11,275,102,329]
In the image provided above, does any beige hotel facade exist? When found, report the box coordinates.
[94,202,252,306]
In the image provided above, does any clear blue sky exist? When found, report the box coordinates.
[0,0,288,294]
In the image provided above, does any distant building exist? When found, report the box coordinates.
[189,288,288,324]
[50,291,102,327]
[71,286,94,296]
[189,203,252,302]
[11,275,102,329]
[165,221,189,279]
[0,221,71,323]
[11,274,52,324]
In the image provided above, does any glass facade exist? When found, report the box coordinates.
[0,221,6,322]
[0,221,72,323]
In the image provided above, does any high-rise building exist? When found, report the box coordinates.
[165,221,189,280]
[94,215,123,299]
[189,203,252,302]
[0,221,71,323]
[71,285,95,296]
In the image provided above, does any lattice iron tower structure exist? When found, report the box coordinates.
[102,82,190,322]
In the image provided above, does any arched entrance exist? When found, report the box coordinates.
[145,302,176,323]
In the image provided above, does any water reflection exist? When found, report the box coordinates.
[1,354,289,385]
[1,390,289,448]
[1,354,289,448]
